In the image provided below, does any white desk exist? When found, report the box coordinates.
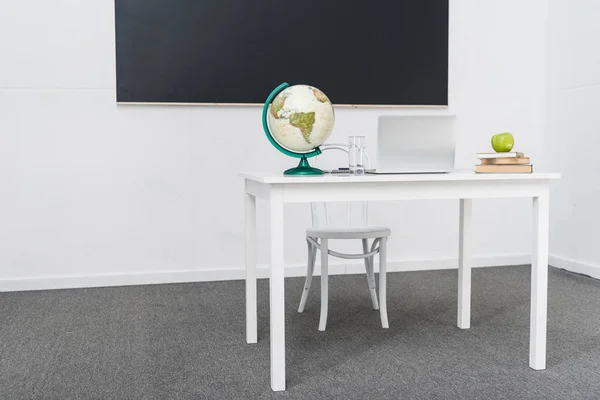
[241,171,559,391]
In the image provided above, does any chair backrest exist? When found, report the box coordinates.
[310,146,369,229]
[310,201,368,229]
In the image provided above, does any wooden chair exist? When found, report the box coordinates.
[298,201,391,331]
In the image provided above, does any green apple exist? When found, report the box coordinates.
[491,132,514,152]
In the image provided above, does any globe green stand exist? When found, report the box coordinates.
[284,155,323,176]
[262,82,324,176]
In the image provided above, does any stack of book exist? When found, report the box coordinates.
[475,152,533,173]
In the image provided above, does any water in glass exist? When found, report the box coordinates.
[348,136,365,175]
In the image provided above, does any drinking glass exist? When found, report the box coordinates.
[348,136,366,175]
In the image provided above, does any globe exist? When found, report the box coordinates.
[262,82,335,175]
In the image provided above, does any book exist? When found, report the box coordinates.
[475,164,533,173]
[477,152,524,159]
[480,157,530,165]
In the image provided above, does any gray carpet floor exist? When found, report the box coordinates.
[1,266,600,400]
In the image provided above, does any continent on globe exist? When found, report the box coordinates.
[289,112,315,143]
[313,88,329,103]
[270,93,287,119]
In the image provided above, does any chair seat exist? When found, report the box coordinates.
[306,227,391,240]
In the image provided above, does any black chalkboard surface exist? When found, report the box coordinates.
[115,0,448,106]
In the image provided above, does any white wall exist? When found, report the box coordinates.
[545,0,600,279]
[0,0,548,290]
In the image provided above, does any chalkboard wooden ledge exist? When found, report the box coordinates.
[116,102,447,108]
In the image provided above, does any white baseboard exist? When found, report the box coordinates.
[0,253,531,292]
[549,254,600,280]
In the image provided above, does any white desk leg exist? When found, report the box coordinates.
[245,184,257,344]
[458,198,472,329]
[379,237,389,329]
[530,194,549,370]
[269,185,286,391]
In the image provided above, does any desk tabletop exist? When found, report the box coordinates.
[239,170,560,184]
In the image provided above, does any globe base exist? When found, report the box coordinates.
[284,156,324,176]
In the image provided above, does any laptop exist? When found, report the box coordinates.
[367,115,456,174]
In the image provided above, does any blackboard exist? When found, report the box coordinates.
[115,0,448,106]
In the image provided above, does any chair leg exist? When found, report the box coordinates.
[362,239,379,310]
[319,238,329,331]
[298,239,317,313]
[379,237,389,329]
